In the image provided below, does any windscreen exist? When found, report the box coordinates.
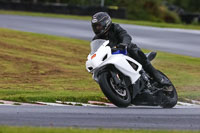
[90,39,107,54]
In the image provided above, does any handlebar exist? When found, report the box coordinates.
[111,47,127,55]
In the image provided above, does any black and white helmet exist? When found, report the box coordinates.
[91,12,112,36]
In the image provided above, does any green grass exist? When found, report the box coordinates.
[0,28,199,103]
[0,126,200,133]
[0,10,200,30]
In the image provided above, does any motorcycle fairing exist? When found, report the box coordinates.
[92,54,142,84]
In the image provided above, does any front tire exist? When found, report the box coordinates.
[98,71,131,108]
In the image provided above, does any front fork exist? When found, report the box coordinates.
[110,71,121,85]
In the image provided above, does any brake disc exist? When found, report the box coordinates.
[110,78,127,97]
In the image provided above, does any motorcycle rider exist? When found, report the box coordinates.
[91,12,171,86]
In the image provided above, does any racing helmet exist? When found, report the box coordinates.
[91,12,112,36]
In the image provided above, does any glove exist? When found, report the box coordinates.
[111,43,128,53]
[116,43,128,50]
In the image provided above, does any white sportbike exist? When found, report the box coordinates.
[86,39,178,108]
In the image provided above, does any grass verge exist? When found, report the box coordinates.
[0,28,199,103]
[0,10,200,30]
[0,126,200,133]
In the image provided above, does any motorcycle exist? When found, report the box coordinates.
[86,39,178,108]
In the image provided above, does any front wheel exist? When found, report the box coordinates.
[98,71,131,108]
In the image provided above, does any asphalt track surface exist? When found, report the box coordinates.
[0,14,200,130]
[0,14,200,57]
[0,105,200,130]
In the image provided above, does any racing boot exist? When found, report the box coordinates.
[143,62,171,86]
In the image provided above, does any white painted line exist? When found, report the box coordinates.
[1,100,200,108]
[56,101,105,107]
[35,102,70,106]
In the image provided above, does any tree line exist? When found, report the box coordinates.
[16,0,199,13]
[3,0,200,23]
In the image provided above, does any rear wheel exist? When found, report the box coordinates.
[158,71,178,108]
[98,71,131,108]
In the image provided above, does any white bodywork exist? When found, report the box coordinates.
[86,40,142,84]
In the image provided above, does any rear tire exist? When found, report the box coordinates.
[98,71,131,108]
[158,71,178,108]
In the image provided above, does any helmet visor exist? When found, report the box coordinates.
[92,23,104,34]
